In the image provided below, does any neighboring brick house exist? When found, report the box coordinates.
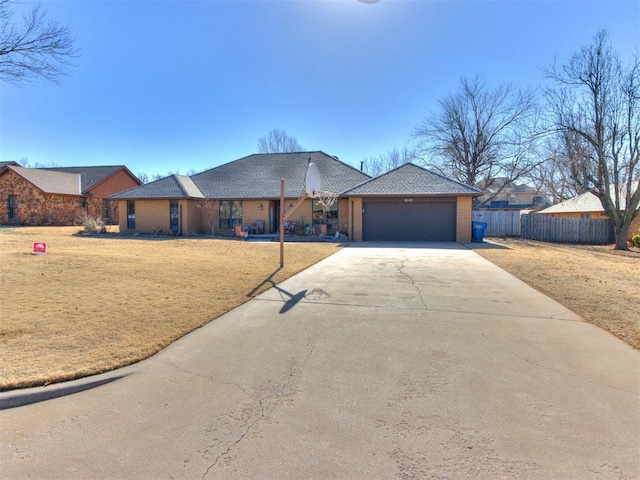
[0,165,141,226]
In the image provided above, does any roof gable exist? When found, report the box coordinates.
[483,177,536,194]
[1,165,81,195]
[539,192,602,214]
[343,163,481,196]
[44,166,140,193]
[539,183,640,214]
[111,174,204,199]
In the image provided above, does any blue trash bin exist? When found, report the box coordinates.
[472,221,487,242]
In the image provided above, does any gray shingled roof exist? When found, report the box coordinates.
[343,163,481,196]
[111,152,371,200]
[192,151,370,198]
[2,165,81,195]
[44,166,137,193]
[483,177,536,194]
[112,175,204,199]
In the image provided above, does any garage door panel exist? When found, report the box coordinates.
[363,201,456,241]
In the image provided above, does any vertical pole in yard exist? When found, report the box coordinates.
[280,178,285,268]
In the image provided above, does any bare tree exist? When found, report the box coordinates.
[362,145,417,176]
[137,172,149,184]
[0,0,77,84]
[527,137,582,205]
[16,157,61,168]
[196,199,219,235]
[413,75,540,205]
[315,190,339,225]
[257,129,304,153]
[544,29,640,250]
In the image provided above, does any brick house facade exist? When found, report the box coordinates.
[0,165,140,226]
[112,153,481,242]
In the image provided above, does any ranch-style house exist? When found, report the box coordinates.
[110,152,481,242]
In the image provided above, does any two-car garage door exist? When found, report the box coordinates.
[362,198,456,242]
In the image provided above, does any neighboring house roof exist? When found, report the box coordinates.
[1,165,82,195]
[0,161,19,167]
[539,185,640,214]
[44,166,139,193]
[477,177,551,210]
[539,192,602,214]
[483,177,537,194]
[343,163,482,197]
[111,151,371,200]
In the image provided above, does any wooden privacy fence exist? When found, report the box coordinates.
[521,214,613,244]
[472,210,524,237]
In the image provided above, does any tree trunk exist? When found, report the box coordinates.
[614,223,630,250]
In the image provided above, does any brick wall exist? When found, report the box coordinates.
[336,198,349,235]
[0,170,121,226]
[0,170,83,225]
[456,196,473,242]
[349,197,363,241]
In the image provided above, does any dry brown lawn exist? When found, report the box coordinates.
[2,228,638,392]
[468,237,639,351]
[0,226,340,391]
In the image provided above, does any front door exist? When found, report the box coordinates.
[270,201,281,233]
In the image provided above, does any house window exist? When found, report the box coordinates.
[313,199,338,227]
[170,200,179,233]
[219,200,242,229]
[127,200,135,229]
[7,195,18,220]
[79,197,87,209]
[102,199,111,220]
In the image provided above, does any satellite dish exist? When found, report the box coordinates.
[305,162,321,197]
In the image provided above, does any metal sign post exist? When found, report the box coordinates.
[279,162,321,268]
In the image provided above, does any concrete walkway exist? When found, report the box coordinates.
[1,244,639,479]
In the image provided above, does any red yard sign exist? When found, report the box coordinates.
[32,242,47,255]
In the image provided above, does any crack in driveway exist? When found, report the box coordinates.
[479,333,640,396]
[397,256,428,310]
[201,334,318,479]
[167,361,251,397]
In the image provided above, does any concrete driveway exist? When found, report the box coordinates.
[2,244,639,479]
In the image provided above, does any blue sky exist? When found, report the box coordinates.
[1,0,638,178]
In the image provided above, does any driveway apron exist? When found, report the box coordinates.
[1,244,639,479]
